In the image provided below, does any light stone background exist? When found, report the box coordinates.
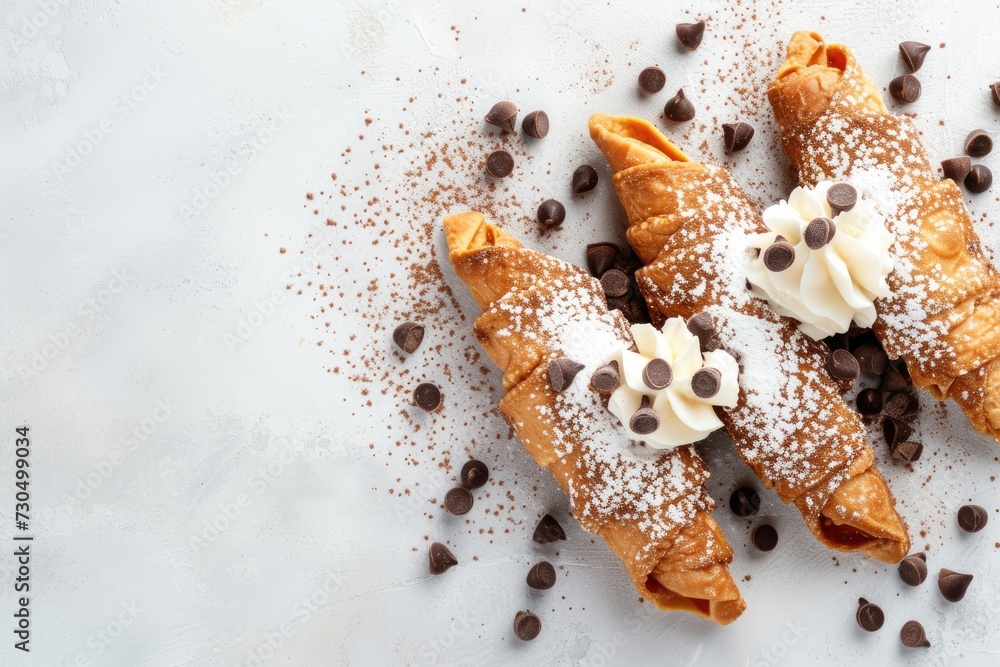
[3,0,1000,665]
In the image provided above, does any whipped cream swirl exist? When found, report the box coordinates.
[747,181,895,340]
[606,319,739,449]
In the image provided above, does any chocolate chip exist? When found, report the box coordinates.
[900,620,930,648]
[965,129,993,157]
[884,417,914,447]
[686,312,717,349]
[460,460,489,489]
[854,341,889,375]
[638,66,666,94]
[729,487,760,517]
[663,89,695,122]
[691,367,722,399]
[392,321,424,354]
[428,542,458,574]
[751,523,779,552]
[965,164,993,193]
[899,41,931,72]
[675,21,705,50]
[513,611,541,641]
[898,553,928,586]
[892,440,923,464]
[826,183,858,215]
[444,487,473,515]
[591,361,621,392]
[763,241,796,272]
[537,199,566,228]
[526,561,556,590]
[856,388,883,415]
[826,348,860,381]
[572,165,599,193]
[722,122,754,154]
[958,504,989,533]
[642,358,673,390]
[600,269,630,298]
[881,363,911,393]
[804,217,836,249]
[992,81,1000,108]
[484,100,518,133]
[630,396,660,435]
[533,514,566,544]
[548,357,584,392]
[938,568,973,602]
[485,150,514,178]
[889,74,921,103]
[586,242,619,277]
[856,598,885,632]
[521,110,549,138]
[941,156,972,183]
[414,383,442,411]
[883,391,919,421]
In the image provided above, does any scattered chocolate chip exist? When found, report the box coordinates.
[992,81,1000,108]
[900,620,930,648]
[854,341,889,376]
[591,361,621,392]
[414,383,442,411]
[804,217,836,249]
[826,183,858,215]
[664,89,696,122]
[729,487,760,517]
[429,542,458,574]
[884,417,914,447]
[941,156,972,183]
[883,391,919,421]
[460,460,489,489]
[686,312,717,349]
[898,553,928,586]
[958,505,989,533]
[586,242,619,276]
[630,395,660,435]
[826,348,860,381]
[642,358,673,390]
[889,74,921,103]
[533,514,566,544]
[675,21,706,50]
[484,100,518,133]
[763,241,796,272]
[691,367,722,399]
[899,41,931,72]
[548,357,585,392]
[881,363,911,393]
[856,598,885,632]
[892,440,923,464]
[965,129,993,158]
[485,150,514,178]
[537,199,566,228]
[444,487,473,515]
[638,66,666,94]
[938,569,973,602]
[856,388,883,415]
[526,561,556,590]
[392,321,424,354]
[752,523,779,552]
[513,611,541,641]
[722,122,754,154]
[965,164,993,193]
[521,110,549,138]
[600,269,631,298]
[572,165,599,193]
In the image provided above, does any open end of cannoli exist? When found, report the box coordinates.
[588,113,690,172]
[645,576,711,614]
[816,469,910,563]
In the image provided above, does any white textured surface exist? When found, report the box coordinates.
[3,0,1000,665]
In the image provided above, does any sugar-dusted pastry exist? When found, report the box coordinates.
[444,211,745,624]
[768,31,1000,441]
[589,113,910,563]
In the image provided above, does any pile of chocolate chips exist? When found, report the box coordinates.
[823,327,922,464]
[584,242,651,324]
